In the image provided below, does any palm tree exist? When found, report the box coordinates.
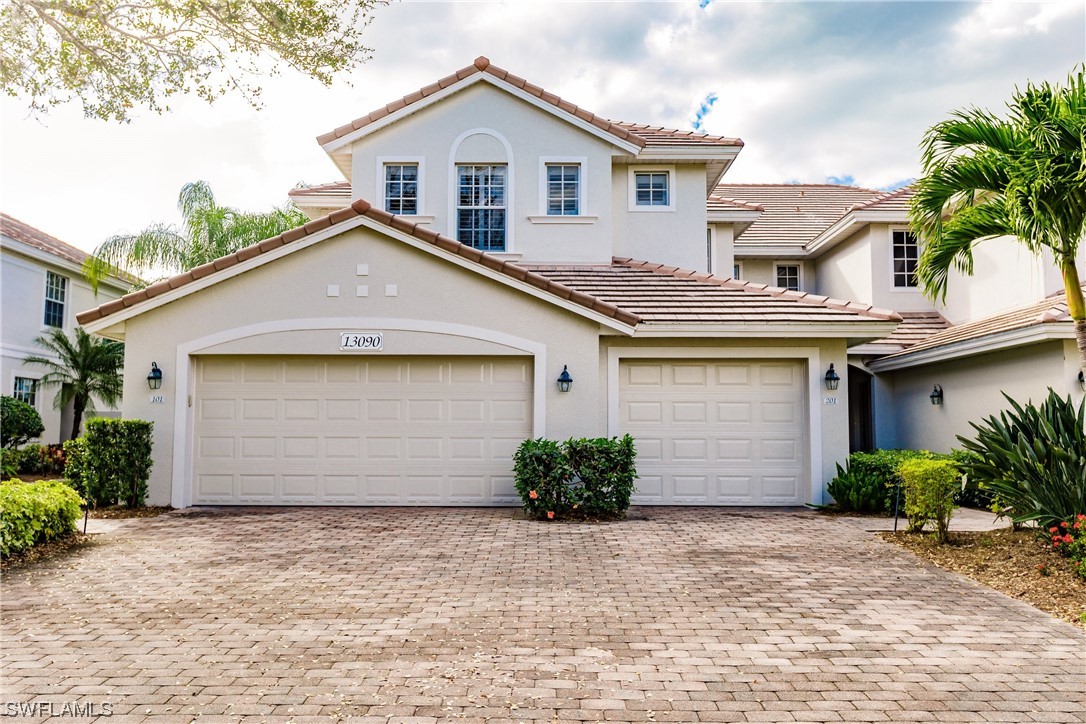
[84,180,309,289]
[24,328,124,439]
[909,66,1086,371]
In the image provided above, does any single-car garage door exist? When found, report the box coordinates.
[191,356,532,505]
[621,359,808,505]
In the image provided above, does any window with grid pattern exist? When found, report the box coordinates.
[383,164,418,214]
[892,230,919,288]
[457,165,506,251]
[776,265,800,291]
[546,164,580,215]
[13,377,36,407]
[634,172,669,206]
[44,271,66,328]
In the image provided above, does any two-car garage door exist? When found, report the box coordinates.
[190,355,808,506]
[191,356,532,505]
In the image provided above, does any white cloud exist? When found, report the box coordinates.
[1,0,1082,250]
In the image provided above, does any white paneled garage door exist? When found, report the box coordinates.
[621,359,808,505]
[191,356,532,505]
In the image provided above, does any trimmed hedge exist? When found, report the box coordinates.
[514,435,637,520]
[898,458,961,543]
[1,395,44,449]
[0,479,83,556]
[827,448,991,513]
[64,418,153,508]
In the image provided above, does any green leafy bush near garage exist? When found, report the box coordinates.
[514,435,637,520]
[0,479,83,556]
[64,419,153,508]
[898,458,962,543]
[827,448,990,513]
[957,390,1085,529]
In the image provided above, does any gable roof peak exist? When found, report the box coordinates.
[474,56,490,70]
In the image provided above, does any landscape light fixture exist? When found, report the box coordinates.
[824,364,840,391]
[556,365,573,393]
[147,362,163,390]
[930,384,943,406]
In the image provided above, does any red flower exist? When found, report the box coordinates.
[1049,526,1059,533]
[528,490,539,500]
[1060,521,1069,528]
[1063,534,1074,544]
[547,511,555,519]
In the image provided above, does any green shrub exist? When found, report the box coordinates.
[947,448,995,510]
[898,458,961,543]
[1,449,17,480]
[64,419,154,508]
[957,390,1085,529]
[514,435,637,520]
[827,462,887,512]
[0,396,44,449]
[14,444,66,476]
[0,479,83,556]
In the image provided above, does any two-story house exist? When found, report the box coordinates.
[78,57,904,509]
[1,214,130,443]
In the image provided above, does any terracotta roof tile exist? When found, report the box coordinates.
[316,57,742,152]
[76,200,641,329]
[848,311,950,355]
[716,184,883,246]
[706,194,764,213]
[521,258,901,325]
[879,291,1078,361]
[1,213,140,286]
[849,184,915,212]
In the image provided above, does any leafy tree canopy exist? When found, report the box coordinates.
[1,0,385,122]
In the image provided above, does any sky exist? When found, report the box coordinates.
[1,0,1083,253]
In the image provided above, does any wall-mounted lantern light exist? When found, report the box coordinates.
[556,365,573,393]
[930,384,943,406]
[824,363,840,391]
[1079,370,1085,392]
[147,362,163,390]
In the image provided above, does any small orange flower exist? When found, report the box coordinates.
[547,511,555,519]
[529,490,539,500]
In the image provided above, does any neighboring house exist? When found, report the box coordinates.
[1,214,131,443]
[79,57,900,509]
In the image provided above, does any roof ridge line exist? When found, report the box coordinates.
[610,256,902,322]
[76,201,642,328]
[317,56,650,149]
[848,184,915,212]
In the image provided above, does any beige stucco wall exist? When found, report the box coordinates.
[599,336,852,504]
[733,258,813,291]
[875,340,1082,452]
[611,164,709,270]
[118,222,608,506]
[1,245,126,443]
[814,227,874,304]
[348,82,618,264]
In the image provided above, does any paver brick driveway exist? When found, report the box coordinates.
[2,508,1084,723]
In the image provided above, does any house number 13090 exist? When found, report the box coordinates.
[339,332,384,351]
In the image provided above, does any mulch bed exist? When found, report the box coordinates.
[89,506,172,519]
[0,534,99,572]
[881,528,1086,629]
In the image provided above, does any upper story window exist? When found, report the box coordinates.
[457,165,506,252]
[383,163,418,215]
[546,164,580,216]
[776,264,800,291]
[44,271,67,327]
[733,263,742,280]
[892,230,919,288]
[634,172,669,206]
[13,377,36,407]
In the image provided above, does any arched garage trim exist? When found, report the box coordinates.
[171,317,547,508]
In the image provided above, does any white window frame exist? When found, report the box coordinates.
[775,263,802,291]
[455,163,509,252]
[531,156,595,224]
[627,165,676,212]
[43,270,67,329]
[375,157,427,219]
[12,376,38,408]
[890,227,920,290]
[447,128,515,253]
